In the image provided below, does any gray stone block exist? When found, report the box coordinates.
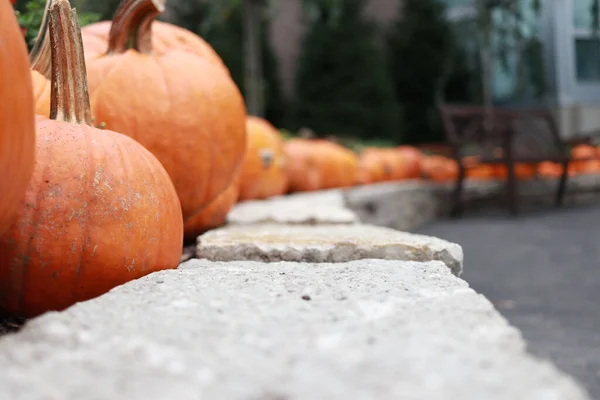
[228,190,360,225]
[0,259,588,400]
[196,223,464,276]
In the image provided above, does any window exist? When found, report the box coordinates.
[572,0,600,82]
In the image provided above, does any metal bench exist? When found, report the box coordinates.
[439,104,598,216]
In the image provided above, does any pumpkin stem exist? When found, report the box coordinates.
[48,0,92,126]
[29,0,53,78]
[107,0,165,54]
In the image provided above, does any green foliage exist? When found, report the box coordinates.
[294,0,400,142]
[166,0,287,127]
[75,0,121,21]
[16,0,100,50]
[386,0,457,144]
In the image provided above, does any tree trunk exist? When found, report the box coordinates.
[243,0,264,117]
[476,0,494,133]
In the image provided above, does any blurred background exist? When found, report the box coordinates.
[17,0,599,149]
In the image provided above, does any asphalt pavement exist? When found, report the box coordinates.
[417,204,600,399]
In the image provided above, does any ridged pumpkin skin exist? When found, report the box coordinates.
[238,117,288,201]
[85,0,246,222]
[183,176,239,241]
[81,20,226,68]
[0,1,36,235]
[0,117,183,317]
[0,0,183,318]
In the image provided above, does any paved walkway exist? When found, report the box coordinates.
[417,204,600,398]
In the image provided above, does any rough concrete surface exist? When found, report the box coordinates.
[345,180,502,231]
[196,223,464,276]
[228,189,360,225]
[0,259,588,400]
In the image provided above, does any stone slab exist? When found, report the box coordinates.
[0,259,588,400]
[228,189,360,225]
[344,180,502,231]
[196,223,464,276]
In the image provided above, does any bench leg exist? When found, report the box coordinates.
[450,168,465,218]
[506,162,519,217]
[555,160,569,207]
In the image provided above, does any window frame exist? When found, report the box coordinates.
[557,0,600,104]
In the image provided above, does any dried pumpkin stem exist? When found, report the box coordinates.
[107,0,165,54]
[29,0,53,78]
[48,0,92,126]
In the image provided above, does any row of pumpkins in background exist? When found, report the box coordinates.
[2,0,600,319]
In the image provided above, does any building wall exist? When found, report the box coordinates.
[269,0,400,98]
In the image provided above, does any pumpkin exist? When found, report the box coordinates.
[84,0,247,223]
[0,0,183,318]
[462,155,497,181]
[421,155,458,183]
[495,163,537,180]
[284,138,323,192]
[81,20,225,68]
[238,116,288,201]
[537,161,571,179]
[396,146,422,179]
[358,148,389,184]
[570,144,600,174]
[357,148,404,183]
[321,142,359,189]
[0,0,36,235]
[184,174,240,241]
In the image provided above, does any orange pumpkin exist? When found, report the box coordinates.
[537,161,570,179]
[0,0,36,235]
[81,20,225,68]
[284,138,323,192]
[85,0,247,223]
[570,144,600,174]
[358,148,389,184]
[184,175,240,241]
[285,139,358,192]
[358,148,405,183]
[315,140,359,189]
[396,146,422,179]
[238,117,288,201]
[0,0,183,318]
[462,156,497,181]
[421,155,458,183]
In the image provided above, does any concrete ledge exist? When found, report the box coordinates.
[0,259,587,399]
[196,223,464,276]
[228,190,360,226]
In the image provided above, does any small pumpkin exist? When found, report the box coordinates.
[184,174,240,241]
[537,161,571,179]
[396,146,422,179]
[357,148,404,183]
[0,0,36,235]
[318,141,359,189]
[237,117,288,201]
[570,144,600,174]
[421,155,458,183]
[0,0,183,318]
[358,148,389,184]
[462,156,497,181]
[85,0,247,223]
[284,138,323,192]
